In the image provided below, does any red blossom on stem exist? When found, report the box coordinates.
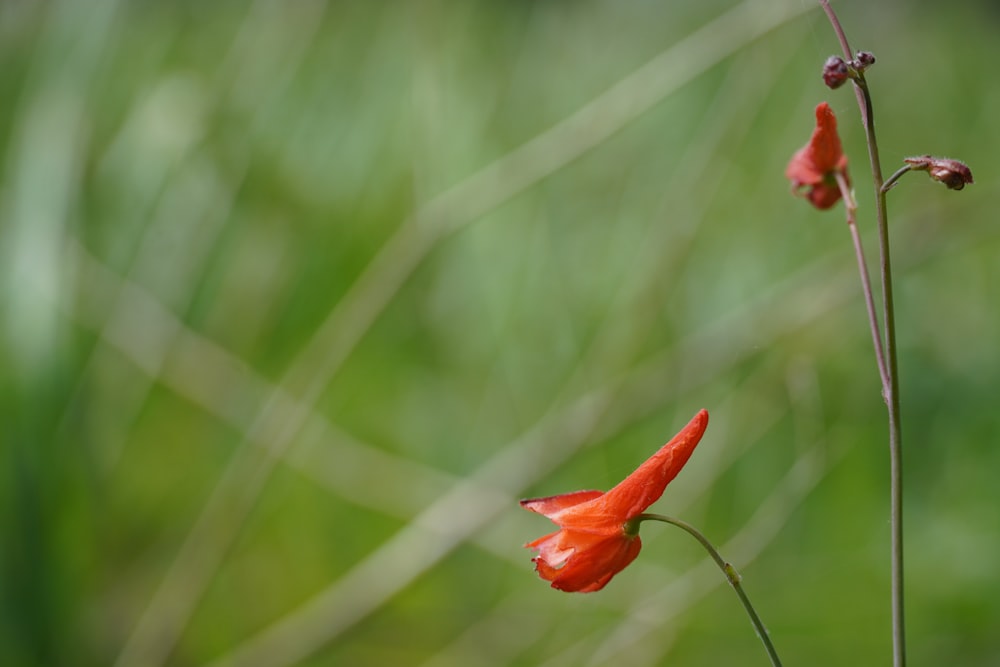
[520,410,709,592]
[786,102,850,210]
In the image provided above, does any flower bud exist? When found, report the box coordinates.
[853,51,876,71]
[823,56,849,89]
[903,155,974,191]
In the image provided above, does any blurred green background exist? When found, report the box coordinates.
[2,0,998,665]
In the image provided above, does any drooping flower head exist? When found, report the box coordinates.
[520,409,709,592]
[903,155,974,191]
[786,102,850,210]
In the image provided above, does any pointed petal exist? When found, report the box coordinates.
[520,490,604,518]
[809,102,847,174]
[590,409,708,520]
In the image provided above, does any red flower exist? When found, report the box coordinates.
[786,102,850,210]
[520,409,709,592]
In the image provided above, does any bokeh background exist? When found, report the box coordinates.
[2,0,998,665]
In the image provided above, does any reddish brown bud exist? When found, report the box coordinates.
[903,155,974,191]
[823,56,849,89]
[853,51,876,70]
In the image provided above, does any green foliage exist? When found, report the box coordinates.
[1,1,998,665]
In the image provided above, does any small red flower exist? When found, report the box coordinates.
[520,409,709,592]
[786,102,850,210]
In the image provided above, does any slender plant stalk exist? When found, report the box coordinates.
[881,165,913,193]
[638,513,783,667]
[819,3,906,666]
[835,172,889,395]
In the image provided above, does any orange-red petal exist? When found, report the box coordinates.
[552,409,708,529]
[786,145,824,186]
[599,409,708,517]
[529,531,643,593]
[520,409,709,592]
[520,490,604,518]
[806,182,843,210]
[785,102,850,211]
[807,102,848,175]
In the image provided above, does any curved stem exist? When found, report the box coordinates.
[881,165,913,193]
[818,0,852,56]
[818,4,906,666]
[637,513,783,667]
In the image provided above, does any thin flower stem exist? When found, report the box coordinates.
[818,3,906,666]
[881,165,913,193]
[865,75,906,667]
[818,1,867,126]
[638,513,783,667]
[835,172,890,395]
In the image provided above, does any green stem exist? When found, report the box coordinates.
[835,171,890,395]
[637,513,783,667]
[862,75,906,667]
[818,3,906,666]
[881,165,913,193]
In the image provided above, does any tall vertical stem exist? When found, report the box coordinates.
[818,3,905,666]
[862,78,905,667]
